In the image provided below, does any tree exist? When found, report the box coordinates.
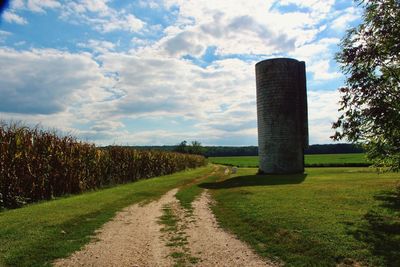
[174,140,188,154]
[188,141,204,155]
[332,0,400,171]
[173,140,204,155]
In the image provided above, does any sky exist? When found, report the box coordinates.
[0,0,362,146]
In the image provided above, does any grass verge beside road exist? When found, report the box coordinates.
[175,166,225,212]
[209,153,369,167]
[0,165,214,267]
[201,167,399,266]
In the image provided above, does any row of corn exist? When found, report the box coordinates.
[0,123,206,209]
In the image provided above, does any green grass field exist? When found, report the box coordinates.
[1,163,399,267]
[209,153,369,167]
[0,165,214,267]
[201,167,399,266]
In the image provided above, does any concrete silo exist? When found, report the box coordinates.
[256,58,308,174]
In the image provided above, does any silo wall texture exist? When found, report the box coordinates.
[256,58,309,174]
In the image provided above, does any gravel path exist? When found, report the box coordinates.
[54,188,277,267]
[54,189,178,267]
[186,190,276,267]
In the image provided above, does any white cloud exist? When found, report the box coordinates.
[145,14,296,59]
[101,14,144,33]
[60,0,145,33]
[2,0,61,26]
[0,112,82,137]
[90,120,124,132]
[154,1,300,57]
[78,39,116,53]
[131,37,153,50]
[308,60,341,81]
[2,11,28,25]
[0,46,343,145]
[88,51,259,145]
[330,7,360,31]
[0,30,11,43]
[10,0,25,9]
[0,48,114,115]
[292,38,340,60]
[163,31,205,57]
[14,40,26,46]
[7,0,61,14]
[0,45,339,145]
[78,0,109,14]
[158,0,343,59]
[291,38,341,81]
[27,0,61,13]
[138,0,160,9]
[0,30,11,35]
[307,90,341,144]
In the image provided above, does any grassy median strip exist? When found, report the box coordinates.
[159,166,227,266]
[159,203,199,267]
[175,166,226,213]
[0,165,214,267]
[201,167,399,267]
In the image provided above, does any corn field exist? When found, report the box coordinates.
[0,123,206,209]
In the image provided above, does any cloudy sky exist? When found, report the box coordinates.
[0,0,361,146]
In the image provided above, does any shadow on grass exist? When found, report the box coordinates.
[350,185,400,267]
[199,173,307,189]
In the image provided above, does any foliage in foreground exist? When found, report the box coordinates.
[0,123,206,209]
[333,0,400,171]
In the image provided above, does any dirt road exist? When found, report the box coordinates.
[54,187,276,267]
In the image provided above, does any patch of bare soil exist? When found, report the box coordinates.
[53,189,178,267]
[185,190,278,267]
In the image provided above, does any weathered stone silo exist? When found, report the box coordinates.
[256,58,308,174]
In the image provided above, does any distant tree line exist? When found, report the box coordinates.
[203,146,257,157]
[304,144,364,155]
[173,140,204,155]
[129,143,364,157]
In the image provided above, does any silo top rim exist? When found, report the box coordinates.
[255,58,304,66]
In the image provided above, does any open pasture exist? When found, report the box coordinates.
[203,167,400,266]
[209,153,369,168]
